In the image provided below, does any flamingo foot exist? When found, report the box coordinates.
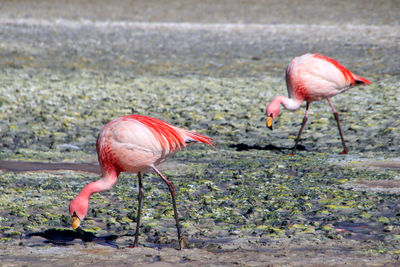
[128,243,139,248]
[179,236,189,250]
[339,149,348,155]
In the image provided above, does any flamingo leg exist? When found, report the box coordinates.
[133,172,144,247]
[327,98,348,154]
[292,102,310,155]
[152,166,186,250]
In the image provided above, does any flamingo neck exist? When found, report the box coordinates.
[276,96,303,111]
[78,170,119,199]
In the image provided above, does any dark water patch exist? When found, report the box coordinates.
[0,160,101,174]
[333,222,384,241]
[228,143,306,152]
[357,180,400,189]
[340,179,400,194]
[188,237,279,254]
[368,162,400,169]
[142,235,242,252]
[27,228,118,247]
[290,245,355,256]
[139,242,175,250]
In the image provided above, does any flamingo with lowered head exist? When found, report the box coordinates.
[69,115,213,249]
[266,53,371,154]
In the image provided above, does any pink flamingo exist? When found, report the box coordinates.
[69,115,213,249]
[266,53,371,154]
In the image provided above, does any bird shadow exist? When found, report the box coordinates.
[228,143,306,152]
[26,228,118,247]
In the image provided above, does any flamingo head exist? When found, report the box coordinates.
[69,196,89,230]
[265,100,281,130]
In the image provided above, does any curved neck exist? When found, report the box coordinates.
[275,96,303,111]
[78,170,119,199]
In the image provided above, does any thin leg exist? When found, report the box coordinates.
[292,102,310,155]
[152,165,187,249]
[327,98,348,154]
[133,172,144,247]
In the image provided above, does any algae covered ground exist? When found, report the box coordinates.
[1,0,400,266]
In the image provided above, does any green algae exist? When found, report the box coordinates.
[4,147,398,256]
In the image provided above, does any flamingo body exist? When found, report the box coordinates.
[266,53,371,154]
[97,115,210,174]
[69,115,213,248]
[286,53,370,102]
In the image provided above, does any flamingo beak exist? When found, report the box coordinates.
[266,116,273,130]
[71,214,81,230]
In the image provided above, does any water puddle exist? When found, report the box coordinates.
[0,160,101,174]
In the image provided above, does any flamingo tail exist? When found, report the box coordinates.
[183,130,214,147]
[353,74,372,85]
[313,54,372,86]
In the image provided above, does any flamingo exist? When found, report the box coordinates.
[69,115,213,249]
[265,53,371,154]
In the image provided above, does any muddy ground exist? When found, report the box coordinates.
[1,0,400,266]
